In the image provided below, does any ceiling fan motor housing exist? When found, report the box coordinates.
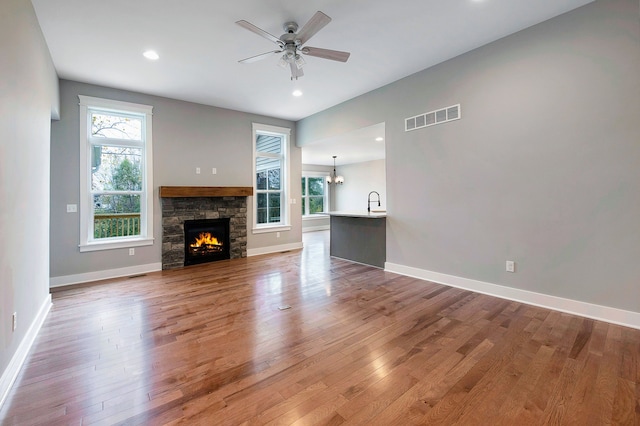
[279,31,300,48]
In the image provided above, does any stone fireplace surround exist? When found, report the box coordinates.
[160,186,253,270]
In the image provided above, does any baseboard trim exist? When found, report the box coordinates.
[247,242,304,257]
[0,294,52,409]
[49,263,162,288]
[385,262,640,330]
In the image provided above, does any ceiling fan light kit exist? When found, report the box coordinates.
[237,11,351,80]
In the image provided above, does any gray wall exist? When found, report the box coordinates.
[298,0,640,313]
[1,0,58,384]
[50,80,300,279]
[334,159,386,212]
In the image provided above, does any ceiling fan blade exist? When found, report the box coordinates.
[301,46,350,62]
[238,50,281,64]
[236,20,282,45]
[296,11,331,45]
[290,62,304,80]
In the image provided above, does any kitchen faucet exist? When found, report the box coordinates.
[367,191,381,212]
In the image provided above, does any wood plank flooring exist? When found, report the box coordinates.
[1,231,639,425]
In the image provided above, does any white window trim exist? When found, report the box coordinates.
[78,95,154,252]
[252,123,291,234]
[302,171,330,219]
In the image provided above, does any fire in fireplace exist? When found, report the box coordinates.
[190,232,223,254]
[183,218,230,266]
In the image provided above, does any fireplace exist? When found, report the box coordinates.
[160,187,252,270]
[183,218,230,266]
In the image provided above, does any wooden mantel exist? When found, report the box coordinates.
[159,186,253,198]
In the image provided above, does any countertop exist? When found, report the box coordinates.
[326,210,387,219]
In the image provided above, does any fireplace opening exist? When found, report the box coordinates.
[184,218,230,266]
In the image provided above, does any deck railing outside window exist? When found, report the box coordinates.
[94,213,141,238]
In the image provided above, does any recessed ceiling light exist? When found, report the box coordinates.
[375,137,384,142]
[292,90,303,97]
[143,50,159,60]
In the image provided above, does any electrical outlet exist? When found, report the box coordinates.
[129,248,135,256]
[276,232,280,238]
[196,167,201,174]
[66,204,77,213]
[212,168,217,175]
[506,260,515,273]
[12,312,17,331]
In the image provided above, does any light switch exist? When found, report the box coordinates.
[506,260,515,273]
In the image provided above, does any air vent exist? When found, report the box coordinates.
[405,104,461,132]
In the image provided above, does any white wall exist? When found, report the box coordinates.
[297,0,640,319]
[50,80,301,283]
[333,160,386,212]
[1,0,58,403]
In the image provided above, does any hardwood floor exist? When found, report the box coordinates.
[1,230,639,425]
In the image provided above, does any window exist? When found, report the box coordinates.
[301,173,328,216]
[78,96,153,251]
[252,123,290,233]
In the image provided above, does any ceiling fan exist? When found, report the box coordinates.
[236,11,351,80]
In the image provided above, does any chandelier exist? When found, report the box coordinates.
[326,155,344,185]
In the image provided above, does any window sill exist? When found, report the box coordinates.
[303,214,329,221]
[252,225,292,235]
[79,237,154,252]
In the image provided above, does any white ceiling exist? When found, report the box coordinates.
[31,0,593,163]
[302,123,386,166]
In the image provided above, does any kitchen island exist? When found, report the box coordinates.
[327,211,386,268]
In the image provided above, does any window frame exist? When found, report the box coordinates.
[252,123,291,234]
[301,171,329,218]
[78,95,154,252]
